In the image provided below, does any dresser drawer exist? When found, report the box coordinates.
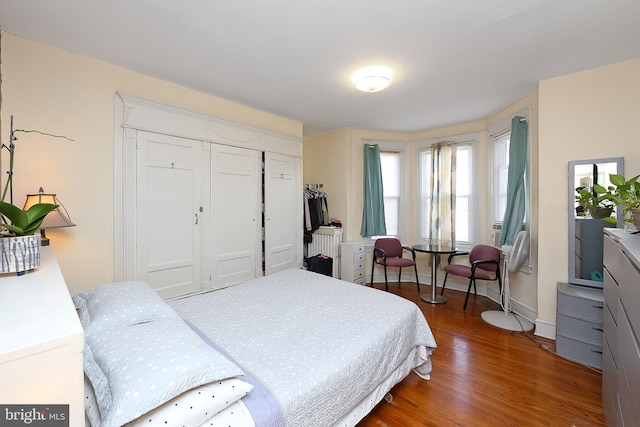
[603,267,618,321]
[603,233,621,279]
[603,303,618,367]
[602,341,619,426]
[353,252,365,263]
[556,334,602,369]
[353,268,365,280]
[556,314,603,347]
[351,243,365,255]
[619,249,640,335]
[557,288,604,323]
[354,275,367,286]
[618,304,640,427]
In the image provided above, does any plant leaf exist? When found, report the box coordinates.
[0,201,28,230]
[25,203,58,224]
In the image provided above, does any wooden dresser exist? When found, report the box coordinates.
[602,228,640,427]
[0,247,84,427]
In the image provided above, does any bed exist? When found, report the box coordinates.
[74,268,437,427]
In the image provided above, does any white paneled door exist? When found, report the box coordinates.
[210,145,261,289]
[264,152,299,275]
[136,131,203,298]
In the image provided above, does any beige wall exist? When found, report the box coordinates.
[0,32,302,294]
[537,58,640,330]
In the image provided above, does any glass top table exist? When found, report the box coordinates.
[412,244,458,304]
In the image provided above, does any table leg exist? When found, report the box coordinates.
[421,253,447,304]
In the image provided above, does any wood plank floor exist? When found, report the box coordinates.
[357,281,606,427]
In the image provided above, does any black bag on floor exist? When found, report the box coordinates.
[306,254,333,277]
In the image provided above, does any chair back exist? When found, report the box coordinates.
[375,238,403,258]
[469,245,500,272]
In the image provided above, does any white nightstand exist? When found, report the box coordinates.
[341,241,366,285]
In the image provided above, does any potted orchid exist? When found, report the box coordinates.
[0,116,70,274]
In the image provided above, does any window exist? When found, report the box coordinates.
[492,131,510,224]
[419,141,473,245]
[380,150,401,237]
[365,140,407,240]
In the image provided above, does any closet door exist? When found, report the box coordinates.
[264,152,300,275]
[210,144,261,288]
[136,131,203,298]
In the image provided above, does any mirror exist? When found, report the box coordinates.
[568,157,624,288]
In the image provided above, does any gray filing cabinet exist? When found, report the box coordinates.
[556,282,604,369]
[341,241,366,285]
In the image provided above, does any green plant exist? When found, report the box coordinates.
[0,116,71,237]
[575,188,615,218]
[0,201,58,237]
[594,173,640,223]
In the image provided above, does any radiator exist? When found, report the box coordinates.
[307,226,343,278]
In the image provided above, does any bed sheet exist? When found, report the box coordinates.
[169,268,436,427]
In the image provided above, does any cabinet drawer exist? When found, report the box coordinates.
[618,305,640,427]
[603,267,618,321]
[602,342,619,426]
[353,268,365,280]
[556,334,602,369]
[354,276,367,286]
[603,304,618,367]
[556,314,603,347]
[603,233,621,279]
[619,249,640,335]
[353,252,365,263]
[557,291,604,323]
[352,243,365,255]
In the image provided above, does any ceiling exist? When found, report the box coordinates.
[1,0,640,136]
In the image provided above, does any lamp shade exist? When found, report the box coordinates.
[23,187,75,229]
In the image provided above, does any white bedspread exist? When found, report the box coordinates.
[169,268,437,427]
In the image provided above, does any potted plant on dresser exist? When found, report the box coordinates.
[0,117,68,275]
[595,173,640,228]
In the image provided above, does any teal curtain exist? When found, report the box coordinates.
[429,142,457,245]
[500,116,528,246]
[361,144,387,237]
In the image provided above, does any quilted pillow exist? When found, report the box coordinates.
[72,281,180,336]
[84,319,244,427]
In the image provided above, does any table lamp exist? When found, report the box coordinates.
[23,187,75,246]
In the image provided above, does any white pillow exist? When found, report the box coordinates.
[198,400,256,427]
[84,319,244,427]
[73,281,180,336]
[127,378,253,427]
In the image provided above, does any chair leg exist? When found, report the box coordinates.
[370,259,375,287]
[440,273,449,296]
[383,264,389,291]
[463,278,474,310]
[414,264,420,291]
[472,278,477,295]
[398,267,402,285]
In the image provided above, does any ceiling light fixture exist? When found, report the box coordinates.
[351,66,393,93]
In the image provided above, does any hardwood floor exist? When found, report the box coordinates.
[357,281,606,427]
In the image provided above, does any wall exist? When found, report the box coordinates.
[0,32,303,294]
[537,58,640,335]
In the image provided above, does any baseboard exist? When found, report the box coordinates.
[533,319,556,340]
